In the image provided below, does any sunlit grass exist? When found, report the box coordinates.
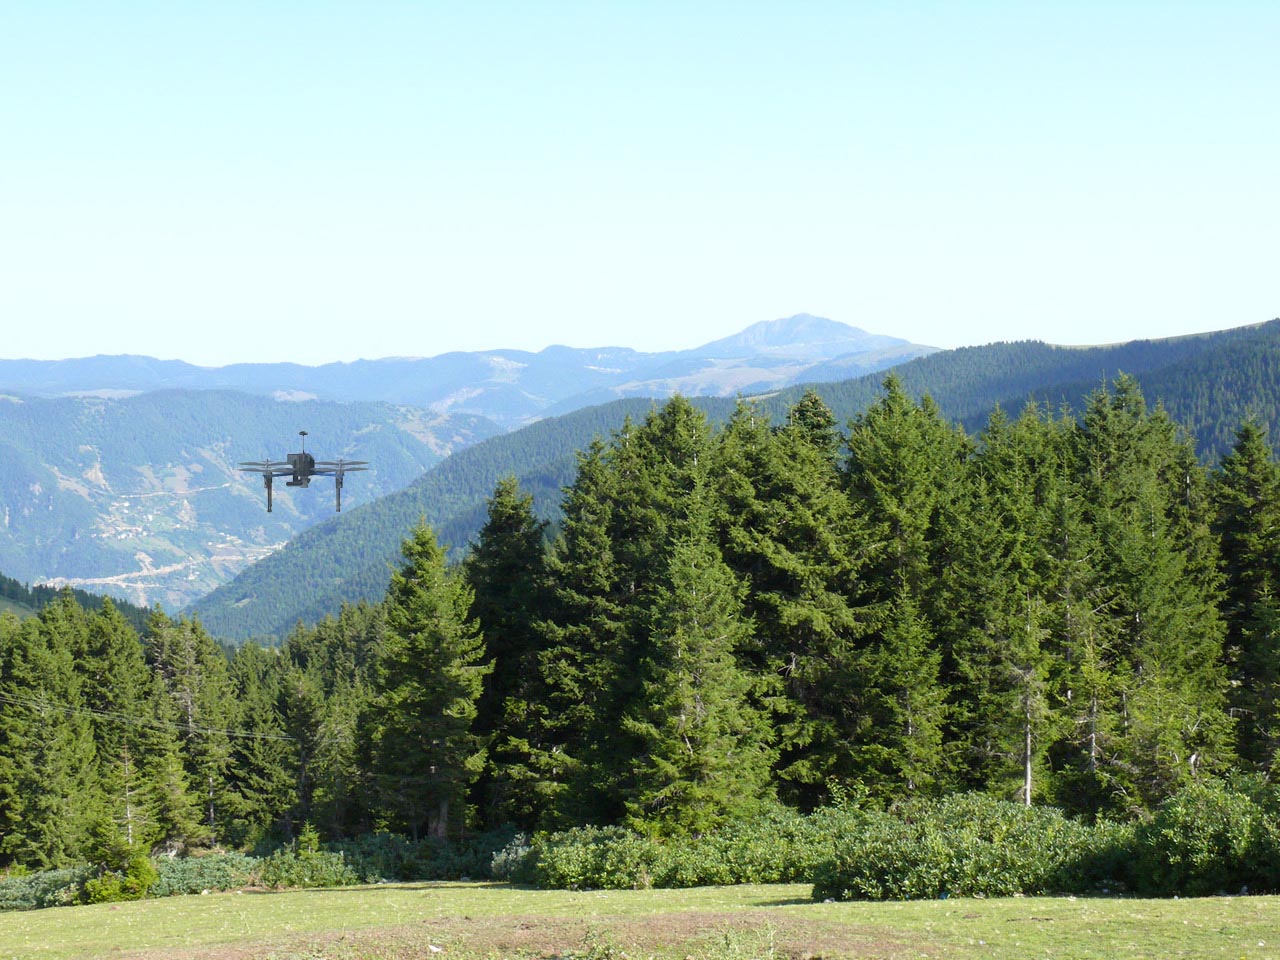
[1,882,1278,959]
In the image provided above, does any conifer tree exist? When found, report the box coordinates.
[463,476,553,825]
[524,439,629,827]
[226,644,298,846]
[623,490,773,836]
[81,599,199,857]
[841,376,963,796]
[371,521,490,839]
[145,610,238,841]
[1071,377,1232,809]
[1212,420,1280,772]
[713,398,866,806]
[0,613,96,867]
[944,406,1063,803]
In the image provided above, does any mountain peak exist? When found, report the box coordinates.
[690,314,916,361]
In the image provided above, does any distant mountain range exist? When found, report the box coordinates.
[190,319,1280,640]
[0,315,936,429]
[0,392,497,610]
[0,315,933,609]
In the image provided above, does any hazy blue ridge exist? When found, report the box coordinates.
[0,315,937,429]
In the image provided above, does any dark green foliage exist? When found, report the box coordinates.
[464,477,554,827]
[82,854,159,904]
[145,610,234,844]
[258,824,359,889]
[371,522,490,840]
[1212,422,1280,773]
[0,867,93,911]
[842,378,964,797]
[1068,378,1232,811]
[515,806,872,890]
[713,399,865,807]
[623,489,774,836]
[942,406,1064,803]
[0,608,96,868]
[809,794,1135,901]
[1134,779,1280,896]
[149,852,258,897]
[329,826,520,883]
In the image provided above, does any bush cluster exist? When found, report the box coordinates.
[258,825,358,890]
[1133,779,1280,897]
[82,855,159,904]
[810,794,1133,901]
[151,852,259,897]
[4,780,1279,910]
[330,826,522,883]
[0,866,94,911]
[811,781,1280,901]
[513,806,870,890]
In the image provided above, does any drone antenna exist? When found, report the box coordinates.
[299,430,308,454]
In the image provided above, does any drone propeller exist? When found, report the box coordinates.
[239,436,369,512]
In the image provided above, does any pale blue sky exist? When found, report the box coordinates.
[2,2,1276,365]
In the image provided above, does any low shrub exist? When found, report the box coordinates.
[260,826,357,889]
[151,852,259,897]
[327,833,419,883]
[258,847,358,889]
[1134,779,1280,896]
[82,855,158,904]
[490,832,531,881]
[516,805,874,890]
[0,866,93,911]
[810,794,1132,901]
[328,826,521,883]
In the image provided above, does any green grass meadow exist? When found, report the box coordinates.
[2,883,1279,960]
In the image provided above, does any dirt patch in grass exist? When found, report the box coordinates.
[124,908,933,960]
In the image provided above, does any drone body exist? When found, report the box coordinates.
[239,431,368,512]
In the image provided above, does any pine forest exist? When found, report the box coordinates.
[4,376,1280,893]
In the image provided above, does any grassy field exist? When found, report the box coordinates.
[1,882,1278,960]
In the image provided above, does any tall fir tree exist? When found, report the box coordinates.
[713,398,867,807]
[81,599,200,858]
[1071,377,1232,810]
[1212,420,1280,772]
[943,405,1064,804]
[226,644,298,846]
[524,439,629,827]
[371,522,491,839]
[145,610,238,841]
[0,612,96,868]
[841,376,963,796]
[623,484,774,836]
[463,476,553,826]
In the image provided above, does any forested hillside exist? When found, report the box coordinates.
[6,381,1280,875]
[193,320,1280,639]
[0,573,150,633]
[0,390,498,609]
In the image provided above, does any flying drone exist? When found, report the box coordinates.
[239,431,368,513]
